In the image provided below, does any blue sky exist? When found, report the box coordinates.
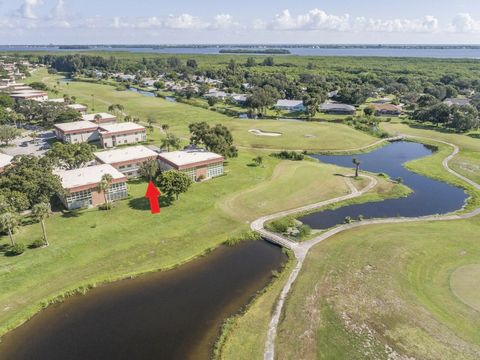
[1,0,480,44]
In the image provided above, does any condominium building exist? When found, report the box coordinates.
[94,145,158,178]
[55,164,128,210]
[157,149,224,182]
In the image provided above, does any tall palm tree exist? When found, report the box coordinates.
[32,202,51,246]
[352,158,361,178]
[161,124,170,134]
[98,174,113,210]
[0,212,19,246]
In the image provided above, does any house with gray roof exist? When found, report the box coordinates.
[320,102,356,115]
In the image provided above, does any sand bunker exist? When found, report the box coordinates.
[249,129,282,137]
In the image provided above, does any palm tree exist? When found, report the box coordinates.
[32,202,51,246]
[94,113,102,124]
[352,158,361,177]
[98,174,113,210]
[0,212,19,246]
[253,156,263,167]
[161,124,170,134]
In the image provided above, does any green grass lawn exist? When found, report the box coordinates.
[275,217,480,360]
[28,69,378,151]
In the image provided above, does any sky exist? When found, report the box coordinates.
[1,0,480,44]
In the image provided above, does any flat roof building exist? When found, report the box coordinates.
[67,103,88,114]
[10,90,48,101]
[94,145,158,178]
[82,113,117,125]
[98,122,147,148]
[55,164,128,210]
[54,121,99,143]
[157,149,224,182]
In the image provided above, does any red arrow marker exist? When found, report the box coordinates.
[145,180,161,214]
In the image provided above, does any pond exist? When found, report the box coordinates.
[299,141,468,229]
[127,87,156,97]
[0,241,286,360]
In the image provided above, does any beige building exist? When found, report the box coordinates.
[11,90,48,101]
[54,121,99,143]
[157,150,224,182]
[94,145,158,178]
[82,113,117,125]
[98,122,147,148]
[55,164,128,210]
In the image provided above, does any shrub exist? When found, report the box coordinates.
[297,224,312,239]
[344,216,353,224]
[30,238,45,249]
[272,151,305,161]
[267,217,296,233]
[224,231,261,246]
[9,243,26,256]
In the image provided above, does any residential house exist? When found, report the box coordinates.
[275,99,306,112]
[94,145,158,178]
[443,98,471,107]
[320,102,356,115]
[54,121,99,143]
[372,103,402,116]
[55,164,128,210]
[10,90,48,101]
[231,94,248,104]
[97,122,147,148]
[157,149,224,182]
[204,89,228,100]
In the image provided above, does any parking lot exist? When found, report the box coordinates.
[0,130,56,157]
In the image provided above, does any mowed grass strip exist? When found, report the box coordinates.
[275,218,480,360]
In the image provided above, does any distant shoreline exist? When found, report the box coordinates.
[219,49,290,54]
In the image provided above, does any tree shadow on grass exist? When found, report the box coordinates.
[128,196,173,211]
[61,210,82,218]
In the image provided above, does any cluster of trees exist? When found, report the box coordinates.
[189,122,238,158]
[412,104,479,131]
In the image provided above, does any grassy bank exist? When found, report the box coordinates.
[275,217,480,359]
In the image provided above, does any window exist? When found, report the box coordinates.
[65,189,92,209]
[181,168,196,181]
[207,162,224,178]
[107,182,128,201]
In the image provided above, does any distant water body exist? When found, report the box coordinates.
[2,45,480,59]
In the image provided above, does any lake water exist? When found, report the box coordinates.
[127,87,156,97]
[2,45,480,59]
[299,141,468,229]
[0,241,286,360]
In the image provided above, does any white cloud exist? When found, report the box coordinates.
[210,14,237,30]
[448,13,480,33]
[18,0,42,19]
[50,0,66,19]
[163,14,208,30]
[268,9,350,31]
[355,15,439,33]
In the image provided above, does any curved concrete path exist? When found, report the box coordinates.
[250,136,480,360]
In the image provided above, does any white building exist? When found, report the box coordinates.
[55,164,128,210]
[82,113,117,125]
[67,104,88,114]
[157,149,224,182]
[275,99,306,112]
[97,122,147,148]
[54,121,99,143]
[94,145,158,178]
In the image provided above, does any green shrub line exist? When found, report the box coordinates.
[212,249,295,359]
[223,231,262,246]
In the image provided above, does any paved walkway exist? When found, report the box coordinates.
[250,135,480,360]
